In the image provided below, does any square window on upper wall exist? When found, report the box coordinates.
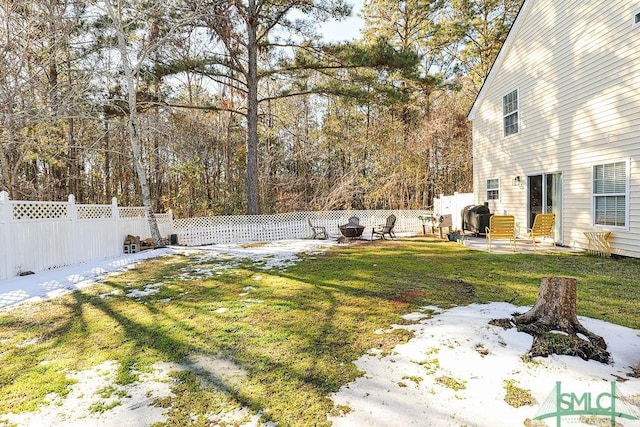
[633,9,640,28]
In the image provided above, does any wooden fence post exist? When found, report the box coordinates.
[0,191,13,279]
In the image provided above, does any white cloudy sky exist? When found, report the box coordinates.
[320,0,364,42]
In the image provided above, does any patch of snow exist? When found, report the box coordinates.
[0,248,174,311]
[0,360,176,427]
[328,302,640,427]
[126,283,163,298]
[15,338,40,348]
[419,305,443,314]
[401,312,430,322]
[99,290,121,299]
[176,239,337,271]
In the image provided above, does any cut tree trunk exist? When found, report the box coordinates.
[502,277,609,363]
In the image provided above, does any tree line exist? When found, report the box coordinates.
[0,0,523,220]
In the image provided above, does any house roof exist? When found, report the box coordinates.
[467,0,532,121]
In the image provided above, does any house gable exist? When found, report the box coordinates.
[468,0,532,121]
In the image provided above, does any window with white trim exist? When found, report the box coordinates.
[593,161,628,227]
[487,178,500,200]
[502,89,519,136]
[633,9,640,28]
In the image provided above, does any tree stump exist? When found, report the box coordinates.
[508,277,609,363]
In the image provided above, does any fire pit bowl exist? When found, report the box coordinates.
[339,216,365,238]
[339,225,365,237]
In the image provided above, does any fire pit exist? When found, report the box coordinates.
[339,217,365,238]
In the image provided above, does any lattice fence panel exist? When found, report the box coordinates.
[119,207,147,218]
[12,202,69,221]
[155,213,173,225]
[155,213,173,239]
[77,205,114,220]
[0,192,170,279]
[173,210,430,246]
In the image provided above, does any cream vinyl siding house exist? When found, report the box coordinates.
[468,0,640,257]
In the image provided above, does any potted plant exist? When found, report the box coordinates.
[447,230,464,243]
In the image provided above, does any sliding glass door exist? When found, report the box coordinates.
[528,173,563,243]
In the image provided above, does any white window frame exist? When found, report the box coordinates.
[487,178,500,201]
[591,159,629,230]
[633,9,640,28]
[502,88,519,137]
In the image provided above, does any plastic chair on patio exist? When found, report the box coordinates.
[525,213,555,251]
[485,215,517,252]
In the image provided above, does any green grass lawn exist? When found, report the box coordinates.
[1,237,639,426]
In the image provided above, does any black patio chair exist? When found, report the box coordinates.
[371,214,397,240]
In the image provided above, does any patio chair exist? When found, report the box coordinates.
[526,213,555,251]
[372,214,397,240]
[307,218,328,240]
[485,215,517,252]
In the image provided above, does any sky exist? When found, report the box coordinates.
[320,0,365,42]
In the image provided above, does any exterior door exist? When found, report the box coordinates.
[528,173,563,243]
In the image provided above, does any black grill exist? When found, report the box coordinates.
[461,205,492,236]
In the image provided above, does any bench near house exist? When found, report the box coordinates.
[468,0,640,257]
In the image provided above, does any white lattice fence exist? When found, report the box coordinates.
[0,190,430,280]
[2,198,75,278]
[118,207,148,241]
[155,213,174,238]
[173,210,429,246]
[0,193,171,280]
[118,209,174,241]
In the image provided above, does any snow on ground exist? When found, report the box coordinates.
[1,238,640,426]
[0,239,336,312]
[329,303,640,426]
[2,360,177,427]
[178,238,337,270]
[0,248,175,311]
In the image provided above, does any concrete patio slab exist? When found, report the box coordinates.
[435,233,584,255]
